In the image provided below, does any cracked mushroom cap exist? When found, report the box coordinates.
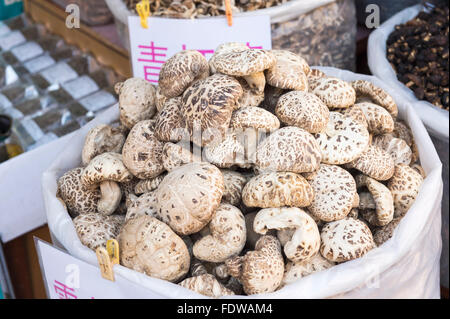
[355,175,394,227]
[282,253,335,286]
[158,50,209,98]
[209,42,249,74]
[204,132,248,169]
[154,97,188,142]
[155,162,224,235]
[179,274,234,298]
[253,207,320,262]
[373,217,402,246]
[265,50,309,91]
[193,203,246,263]
[338,104,368,128]
[125,191,157,221]
[58,167,100,217]
[387,164,424,218]
[242,172,314,208]
[162,142,201,172]
[356,102,394,135]
[237,78,265,108]
[275,91,329,134]
[372,134,412,165]
[226,235,284,295]
[309,77,356,108]
[255,126,321,173]
[122,120,165,179]
[351,80,398,118]
[308,164,357,222]
[347,144,395,181]
[134,173,166,194]
[314,112,370,165]
[155,86,168,112]
[73,213,124,251]
[320,218,375,263]
[116,78,156,129]
[81,124,126,166]
[230,106,280,133]
[221,170,248,206]
[181,73,243,146]
[118,215,190,282]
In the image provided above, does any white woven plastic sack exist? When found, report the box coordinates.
[42,68,443,299]
[368,4,449,142]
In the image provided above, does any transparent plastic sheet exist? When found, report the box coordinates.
[105,0,356,70]
[42,68,442,298]
[51,0,113,26]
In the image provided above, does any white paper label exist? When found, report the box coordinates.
[0,30,26,51]
[11,42,44,63]
[128,16,272,84]
[24,55,56,74]
[61,75,99,100]
[40,62,78,85]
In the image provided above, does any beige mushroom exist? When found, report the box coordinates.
[351,80,398,118]
[265,50,309,91]
[320,218,375,263]
[153,97,188,143]
[356,102,394,135]
[253,207,320,262]
[393,120,414,146]
[282,253,335,286]
[155,86,168,112]
[244,212,267,249]
[179,274,234,298]
[116,78,156,129]
[209,42,249,74]
[338,104,368,128]
[373,217,402,246]
[230,106,280,133]
[204,131,248,169]
[124,191,157,221]
[372,134,412,165]
[158,50,209,98]
[237,78,264,108]
[309,77,356,109]
[162,142,201,172]
[347,144,395,181]
[242,172,314,208]
[221,170,248,206]
[134,173,166,194]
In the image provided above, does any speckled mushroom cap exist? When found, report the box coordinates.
[81,124,126,166]
[122,120,165,179]
[155,162,224,235]
[209,42,249,74]
[351,80,398,118]
[275,91,329,134]
[356,102,394,135]
[57,167,100,217]
[225,235,284,295]
[347,144,395,181]
[338,104,368,128]
[134,173,166,194]
[282,253,335,286]
[161,142,201,172]
[179,274,234,298]
[158,50,209,98]
[237,78,265,108]
[204,132,248,169]
[253,207,320,262]
[373,217,402,246]
[221,170,248,206]
[309,77,356,109]
[393,121,414,147]
[81,152,133,186]
[255,126,321,173]
[193,203,246,263]
[181,73,243,146]
[125,191,157,221]
[118,215,190,282]
[265,50,309,91]
[372,134,412,165]
[116,78,156,129]
[355,174,394,227]
[314,112,370,165]
[387,164,424,218]
[320,217,375,263]
[73,213,124,250]
[242,172,314,208]
[154,97,188,142]
[155,86,168,112]
[230,106,280,133]
[307,164,357,222]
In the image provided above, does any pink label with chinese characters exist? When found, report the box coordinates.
[128,16,272,84]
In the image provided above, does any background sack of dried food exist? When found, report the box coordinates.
[105,0,357,71]
[51,0,113,26]
[42,68,443,299]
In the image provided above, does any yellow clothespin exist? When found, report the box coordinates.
[136,0,150,29]
[96,239,120,282]
[225,0,233,26]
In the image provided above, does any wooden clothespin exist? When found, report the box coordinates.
[225,0,233,26]
[136,0,150,29]
[96,239,120,281]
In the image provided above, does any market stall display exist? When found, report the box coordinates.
[43,44,442,298]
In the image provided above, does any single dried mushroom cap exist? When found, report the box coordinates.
[155,162,224,235]
[266,50,309,91]
[116,78,156,129]
[209,42,249,74]
[282,253,335,286]
[309,77,356,109]
[179,274,234,298]
[193,203,246,263]
[253,207,320,262]
[347,144,395,181]
[393,121,414,146]
[314,112,370,165]
[372,134,412,165]
[356,102,394,135]
[242,172,314,208]
[73,213,124,251]
[118,215,190,282]
[373,217,402,246]
[158,50,209,98]
[275,91,329,134]
[255,126,322,173]
[81,124,126,166]
[154,97,188,142]
[320,218,375,263]
[122,120,165,179]
[162,142,201,172]
[204,132,248,169]
[351,80,398,118]
[221,170,248,206]
[230,106,280,132]
[308,164,357,222]
[125,191,157,221]
[387,164,424,218]
[226,235,284,295]
[181,73,243,146]
[338,104,368,128]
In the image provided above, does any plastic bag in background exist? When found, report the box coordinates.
[51,0,113,26]
[42,68,442,299]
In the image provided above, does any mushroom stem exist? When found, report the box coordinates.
[98,181,122,215]
[243,72,266,93]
